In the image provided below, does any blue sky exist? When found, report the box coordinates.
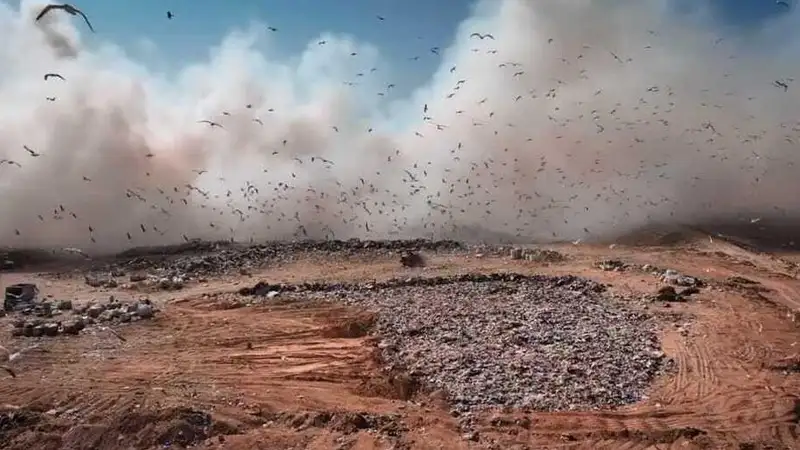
[12,0,797,94]
[63,0,476,96]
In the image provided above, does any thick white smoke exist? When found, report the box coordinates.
[1,0,799,253]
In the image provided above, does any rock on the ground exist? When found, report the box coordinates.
[9,297,157,338]
[661,269,700,287]
[400,252,426,268]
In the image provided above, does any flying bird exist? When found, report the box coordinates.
[0,344,40,378]
[43,73,64,81]
[167,11,173,19]
[35,3,95,33]
[197,120,223,128]
[470,33,495,40]
[23,145,41,157]
[1,159,21,167]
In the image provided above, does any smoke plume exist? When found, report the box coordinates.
[1,0,799,253]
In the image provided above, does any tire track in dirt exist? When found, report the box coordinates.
[656,329,720,404]
[470,248,800,449]
[161,300,373,388]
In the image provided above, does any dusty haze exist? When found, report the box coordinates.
[0,0,799,254]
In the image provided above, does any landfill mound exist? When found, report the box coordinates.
[0,238,798,449]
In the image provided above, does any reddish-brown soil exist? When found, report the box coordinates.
[1,236,799,449]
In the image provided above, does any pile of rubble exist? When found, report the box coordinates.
[238,273,668,413]
[509,247,566,262]
[595,259,631,271]
[84,271,185,291]
[4,283,156,338]
[83,239,465,289]
[647,268,703,303]
[238,272,580,297]
[9,298,156,338]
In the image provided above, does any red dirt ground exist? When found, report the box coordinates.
[1,236,799,449]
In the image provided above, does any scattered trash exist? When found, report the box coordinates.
[661,269,701,287]
[99,240,463,283]
[596,259,628,271]
[4,283,39,312]
[509,247,566,263]
[272,273,665,413]
[9,297,157,339]
[400,251,425,268]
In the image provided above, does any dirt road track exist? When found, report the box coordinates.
[1,238,799,449]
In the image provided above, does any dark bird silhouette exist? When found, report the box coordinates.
[167,11,173,19]
[1,159,21,167]
[23,145,41,157]
[35,4,95,33]
[267,26,278,32]
[43,73,64,81]
[197,120,224,128]
[470,33,495,40]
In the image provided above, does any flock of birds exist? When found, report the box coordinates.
[0,2,798,255]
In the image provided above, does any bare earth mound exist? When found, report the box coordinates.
[0,237,798,449]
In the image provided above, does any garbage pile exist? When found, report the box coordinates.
[4,282,157,338]
[76,239,467,291]
[10,297,156,338]
[84,271,185,292]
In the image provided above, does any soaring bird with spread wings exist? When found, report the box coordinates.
[43,73,65,81]
[470,33,495,40]
[35,3,95,33]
